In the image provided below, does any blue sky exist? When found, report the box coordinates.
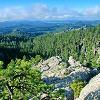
[0,0,100,21]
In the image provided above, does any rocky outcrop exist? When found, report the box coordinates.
[77,73,100,100]
[40,93,50,100]
[64,87,74,100]
[43,67,92,100]
[38,56,67,78]
[67,56,82,73]
[68,56,81,67]
[37,56,99,100]
[39,56,62,68]
[53,67,92,88]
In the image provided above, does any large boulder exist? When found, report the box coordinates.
[38,56,67,78]
[38,56,99,100]
[39,56,62,68]
[43,67,92,100]
[67,56,82,73]
[68,56,81,67]
[78,73,100,100]
[53,67,92,89]
[40,93,50,100]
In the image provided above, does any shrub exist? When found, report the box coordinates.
[0,59,49,99]
[49,89,65,100]
[70,80,86,98]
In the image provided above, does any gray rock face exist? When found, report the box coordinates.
[40,56,62,68]
[53,67,92,89]
[38,56,67,78]
[42,67,91,85]
[85,90,100,100]
[40,93,50,100]
[37,56,99,100]
[64,87,74,100]
[68,56,81,67]
[43,67,92,100]
[78,73,100,100]
[67,56,82,73]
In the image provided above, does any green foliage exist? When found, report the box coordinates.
[30,55,42,66]
[0,25,99,68]
[0,61,3,66]
[49,89,65,100]
[34,55,43,64]
[0,23,99,99]
[70,80,86,98]
[0,58,67,99]
[0,59,50,99]
[31,27,100,67]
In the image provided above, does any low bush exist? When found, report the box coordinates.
[70,80,86,98]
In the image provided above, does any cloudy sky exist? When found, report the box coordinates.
[0,0,100,21]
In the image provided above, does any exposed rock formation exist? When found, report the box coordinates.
[37,56,99,100]
[78,73,100,100]
[53,67,92,88]
[38,56,67,78]
[68,56,81,67]
[40,93,50,100]
[39,56,62,68]
[67,56,82,73]
[43,66,92,100]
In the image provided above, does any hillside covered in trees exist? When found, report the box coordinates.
[0,22,99,99]
[0,0,100,99]
[0,24,99,68]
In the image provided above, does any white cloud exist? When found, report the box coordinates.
[84,6,100,16]
[0,7,29,21]
[0,4,100,21]
[83,6,100,20]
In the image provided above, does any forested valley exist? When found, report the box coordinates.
[0,23,99,99]
[0,25,99,68]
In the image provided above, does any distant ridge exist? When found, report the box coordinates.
[0,20,100,36]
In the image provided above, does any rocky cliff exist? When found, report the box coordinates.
[37,56,100,100]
